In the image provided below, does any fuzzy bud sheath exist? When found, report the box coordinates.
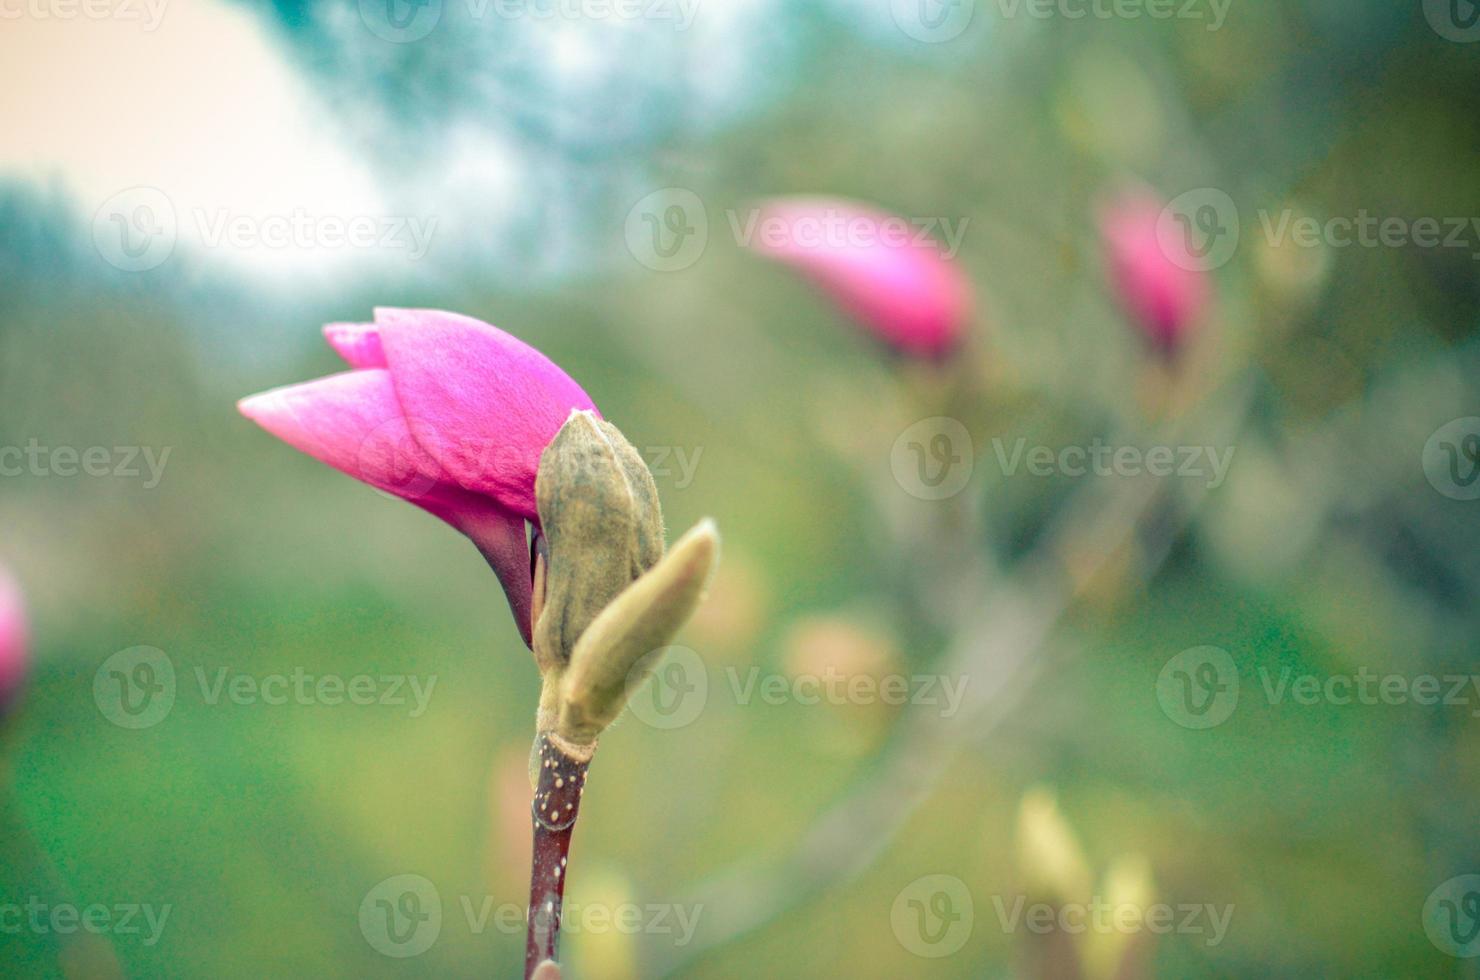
[523,410,718,977]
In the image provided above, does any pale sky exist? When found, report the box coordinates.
[0,0,881,282]
[0,0,396,277]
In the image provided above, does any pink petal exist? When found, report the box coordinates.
[748,196,973,358]
[1097,190,1210,353]
[241,370,539,645]
[242,374,538,645]
[0,565,27,709]
[374,308,599,519]
[323,321,387,368]
[458,506,535,648]
[238,369,466,513]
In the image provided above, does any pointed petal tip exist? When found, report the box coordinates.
[236,389,278,423]
[237,383,312,432]
[322,320,387,369]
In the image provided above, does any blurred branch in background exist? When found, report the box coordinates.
[651,361,1258,975]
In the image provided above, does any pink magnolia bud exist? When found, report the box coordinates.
[238,308,598,645]
[747,196,973,358]
[0,565,27,711]
[1097,190,1211,355]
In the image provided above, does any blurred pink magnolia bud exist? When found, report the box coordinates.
[0,565,28,711]
[1097,190,1211,354]
[238,308,597,646]
[747,196,973,358]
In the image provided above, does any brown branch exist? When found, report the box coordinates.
[525,734,590,979]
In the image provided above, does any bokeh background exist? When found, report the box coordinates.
[3,0,1480,976]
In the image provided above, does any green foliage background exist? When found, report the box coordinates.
[2,1,1479,976]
